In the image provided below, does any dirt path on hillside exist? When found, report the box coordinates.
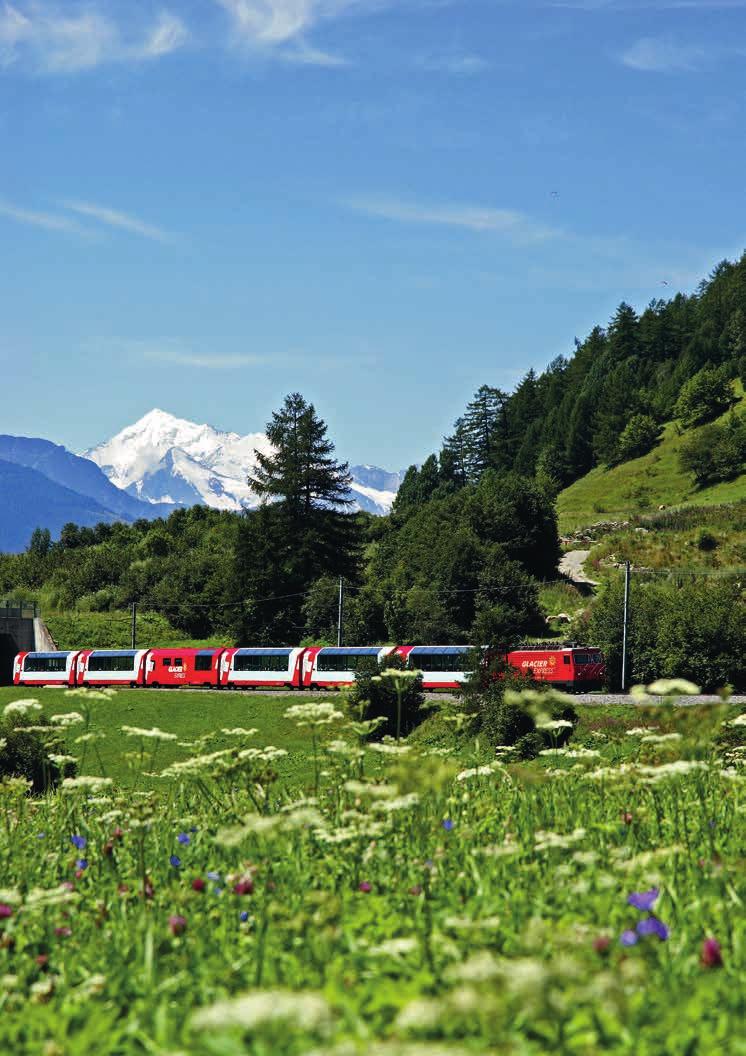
[559,549,599,587]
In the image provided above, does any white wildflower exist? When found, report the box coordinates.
[191,990,332,1034]
[284,702,343,727]
[626,727,658,737]
[49,712,85,727]
[74,732,106,744]
[47,754,77,767]
[25,885,78,909]
[372,793,420,813]
[368,742,412,756]
[646,678,700,697]
[343,780,398,799]
[535,718,574,731]
[394,998,441,1033]
[443,915,501,931]
[367,937,419,958]
[3,699,41,717]
[61,776,113,793]
[638,760,709,782]
[221,728,258,737]
[456,762,503,781]
[640,732,683,744]
[534,827,586,851]
[725,713,746,727]
[445,951,501,983]
[121,726,177,741]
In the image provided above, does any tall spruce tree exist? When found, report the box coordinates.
[230,393,360,643]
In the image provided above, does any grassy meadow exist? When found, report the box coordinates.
[0,683,745,1054]
[557,385,746,533]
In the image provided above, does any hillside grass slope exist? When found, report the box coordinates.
[557,385,746,533]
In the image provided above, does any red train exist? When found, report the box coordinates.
[13,644,605,692]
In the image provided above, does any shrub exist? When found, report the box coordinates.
[679,415,746,485]
[0,709,74,793]
[615,414,662,463]
[696,528,718,552]
[674,367,733,429]
[351,654,426,739]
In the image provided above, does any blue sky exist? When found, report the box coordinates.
[2,0,745,469]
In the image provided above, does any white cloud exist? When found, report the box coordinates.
[0,2,188,74]
[621,36,708,72]
[214,0,397,65]
[344,195,561,245]
[0,198,87,234]
[61,200,174,243]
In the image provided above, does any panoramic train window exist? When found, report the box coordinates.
[88,655,136,672]
[316,653,376,673]
[24,655,67,673]
[195,655,212,672]
[234,654,288,672]
[411,653,468,673]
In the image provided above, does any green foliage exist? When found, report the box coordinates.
[350,654,426,739]
[589,576,746,690]
[615,414,662,463]
[0,711,73,793]
[675,365,734,429]
[679,414,746,485]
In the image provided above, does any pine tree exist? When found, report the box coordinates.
[460,385,509,479]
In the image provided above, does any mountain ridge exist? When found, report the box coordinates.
[86,408,402,515]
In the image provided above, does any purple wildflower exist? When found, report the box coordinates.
[75,859,88,871]
[620,930,638,947]
[636,917,669,941]
[177,833,190,846]
[169,855,181,868]
[0,905,13,920]
[627,887,659,912]
[442,819,454,832]
[168,915,187,937]
[239,910,249,922]
[358,881,372,893]
[70,835,86,851]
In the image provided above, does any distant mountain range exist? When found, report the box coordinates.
[85,409,402,516]
[0,411,403,553]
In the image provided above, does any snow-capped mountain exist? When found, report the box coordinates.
[85,409,402,515]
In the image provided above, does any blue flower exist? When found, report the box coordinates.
[627,887,659,912]
[36,833,46,840]
[70,835,86,851]
[75,859,88,871]
[207,871,220,881]
[190,826,198,833]
[239,910,249,922]
[636,917,669,941]
[442,819,454,832]
[170,855,181,868]
[620,930,638,947]
[177,833,191,846]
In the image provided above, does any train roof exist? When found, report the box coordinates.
[409,645,472,655]
[25,651,73,659]
[234,647,293,656]
[317,646,382,656]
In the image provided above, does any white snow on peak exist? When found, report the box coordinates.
[84,408,401,515]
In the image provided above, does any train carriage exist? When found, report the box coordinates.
[145,648,226,688]
[75,649,150,688]
[14,650,80,687]
[302,646,395,689]
[220,647,305,689]
[396,644,473,691]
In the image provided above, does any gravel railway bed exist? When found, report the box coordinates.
[140,688,746,705]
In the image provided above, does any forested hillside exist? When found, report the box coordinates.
[416,255,746,492]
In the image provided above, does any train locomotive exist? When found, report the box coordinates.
[14,643,606,692]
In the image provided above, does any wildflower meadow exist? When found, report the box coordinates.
[0,681,744,1055]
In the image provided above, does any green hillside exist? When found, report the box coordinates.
[557,384,746,533]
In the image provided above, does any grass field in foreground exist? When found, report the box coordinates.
[0,685,744,1054]
[0,686,326,789]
